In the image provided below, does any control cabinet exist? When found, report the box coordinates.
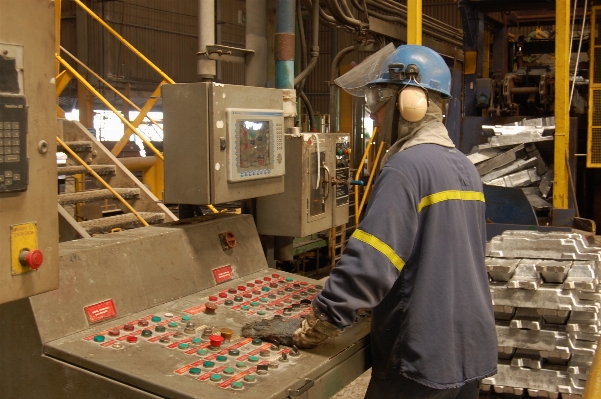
[0,0,59,304]
[163,83,286,204]
[256,133,350,237]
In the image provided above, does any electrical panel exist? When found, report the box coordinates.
[162,83,286,205]
[256,133,350,237]
[0,1,59,305]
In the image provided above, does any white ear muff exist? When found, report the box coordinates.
[398,86,428,122]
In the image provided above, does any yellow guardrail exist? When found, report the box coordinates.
[354,129,380,225]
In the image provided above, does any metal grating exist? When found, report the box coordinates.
[594,91,601,126]
[595,48,601,84]
[591,128,601,164]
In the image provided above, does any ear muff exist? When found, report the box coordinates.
[398,86,428,122]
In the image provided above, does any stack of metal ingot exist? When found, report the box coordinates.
[481,230,601,398]
[468,118,555,212]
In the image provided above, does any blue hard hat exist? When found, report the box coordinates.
[368,45,452,99]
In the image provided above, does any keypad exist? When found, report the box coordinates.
[0,95,27,192]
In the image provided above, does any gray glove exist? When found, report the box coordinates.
[292,311,340,349]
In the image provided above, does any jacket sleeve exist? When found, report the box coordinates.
[313,165,419,327]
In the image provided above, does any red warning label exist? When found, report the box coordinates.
[84,299,117,324]
[212,265,234,284]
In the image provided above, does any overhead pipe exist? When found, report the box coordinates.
[296,0,315,130]
[198,0,216,80]
[294,0,320,86]
[326,0,362,31]
[329,45,355,133]
[246,0,268,86]
[275,0,297,123]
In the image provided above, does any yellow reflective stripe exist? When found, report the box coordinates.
[417,190,485,213]
[351,229,405,271]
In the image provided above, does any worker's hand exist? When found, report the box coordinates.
[292,311,341,349]
[241,316,302,346]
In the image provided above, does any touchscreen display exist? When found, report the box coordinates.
[238,120,270,169]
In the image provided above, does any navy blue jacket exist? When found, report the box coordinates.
[313,144,497,388]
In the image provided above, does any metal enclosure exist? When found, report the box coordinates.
[0,215,370,399]
[162,83,286,204]
[0,0,59,304]
[256,133,350,237]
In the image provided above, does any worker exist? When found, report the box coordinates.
[243,45,497,399]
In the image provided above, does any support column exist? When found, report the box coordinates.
[245,0,268,87]
[553,0,570,213]
[407,0,422,45]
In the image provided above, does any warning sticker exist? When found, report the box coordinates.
[212,265,234,284]
[84,299,117,324]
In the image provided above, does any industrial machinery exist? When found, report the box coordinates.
[0,214,370,398]
[257,132,350,237]
[162,83,286,205]
[0,0,58,305]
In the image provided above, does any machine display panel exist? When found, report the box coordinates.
[226,109,284,183]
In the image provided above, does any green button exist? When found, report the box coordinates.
[236,362,247,368]
[93,335,105,343]
[155,325,166,333]
[192,337,202,344]
[210,374,222,382]
[252,338,262,345]
[337,149,343,156]
[189,367,201,375]
[243,375,256,382]
[216,355,227,362]
[231,381,244,389]
[203,361,215,368]
[261,287,270,292]
[250,302,259,307]
[248,355,259,362]
[197,349,208,356]
[179,343,189,350]
[151,316,161,322]
[229,349,240,356]
[286,277,294,282]
[168,322,178,328]
[223,367,235,375]
[260,297,268,302]
[141,330,153,337]
[181,315,191,322]
[257,310,266,315]
[241,305,250,311]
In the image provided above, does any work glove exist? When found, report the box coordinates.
[241,312,341,349]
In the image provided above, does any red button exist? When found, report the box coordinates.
[237,285,246,291]
[272,273,280,278]
[252,290,261,295]
[127,336,138,343]
[343,148,348,155]
[263,277,272,281]
[243,293,252,298]
[108,328,120,336]
[138,320,149,327]
[123,324,135,331]
[300,282,308,286]
[228,288,237,294]
[247,282,255,287]
[255,279,263,284]
[21,249,44,270]
[209,295,218,301]
[218,292,228,298]
[209,335,224,348]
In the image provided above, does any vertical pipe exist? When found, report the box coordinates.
[554,0,570,210]
[246,0,268,86]
[198,0,216,80]
[407,0,422,45]
[216,0,222,82]
[275,0,295,90]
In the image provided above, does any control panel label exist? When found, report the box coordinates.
[10,222,38,275]
[84,299,117,324]
[212,265,234,284]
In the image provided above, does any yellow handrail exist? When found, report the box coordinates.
[356,141,386,222]
[59,46,163,133]
[73,0,175,85]
[56,54,164,161]
[57,137,149,227]
[354,129,378,225]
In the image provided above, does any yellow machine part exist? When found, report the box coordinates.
[10,222,38,275]
[587,6,601,167]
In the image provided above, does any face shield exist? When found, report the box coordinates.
[365,86,398,113]
[334,43,396,98]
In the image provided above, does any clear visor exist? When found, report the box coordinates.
[365,86,398,113]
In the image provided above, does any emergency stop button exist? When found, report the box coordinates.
[19,249,44,270]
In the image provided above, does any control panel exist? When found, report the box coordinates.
[163,83,286,205]
[226,109,285,183]
[0,95,27,192]
[256,133,350,237]
[0,1,59,305]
